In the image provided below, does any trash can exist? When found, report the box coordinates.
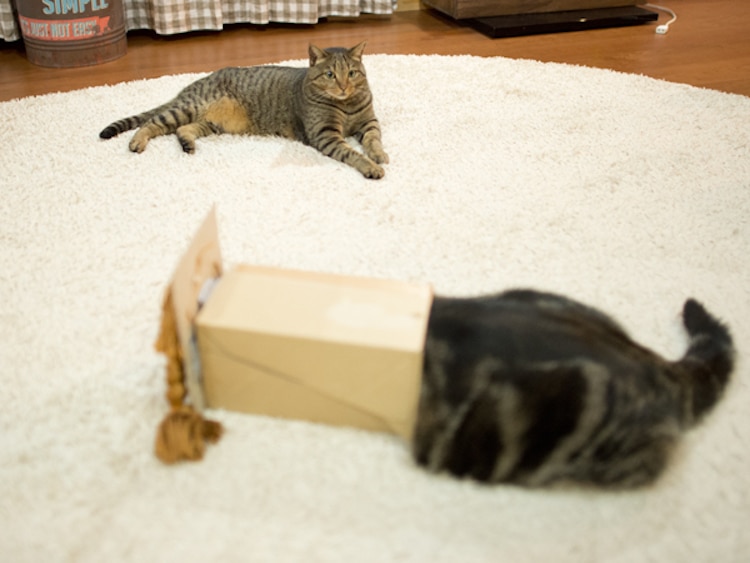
[16,0,127,68]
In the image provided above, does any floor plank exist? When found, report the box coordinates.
[1,1,748,102]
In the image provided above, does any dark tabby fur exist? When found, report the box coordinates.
[99,42,389,179]
[414,290,734,488]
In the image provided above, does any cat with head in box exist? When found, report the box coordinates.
[414,289,734,489]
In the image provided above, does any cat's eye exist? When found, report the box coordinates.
[325,70,334,79]
[349,70,358,78]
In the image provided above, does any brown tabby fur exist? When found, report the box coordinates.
[99,42,389,179]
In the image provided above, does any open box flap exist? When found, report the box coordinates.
[167,207,223,411]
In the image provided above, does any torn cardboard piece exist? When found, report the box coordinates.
[161,207,433,446]
[167,207,223,412]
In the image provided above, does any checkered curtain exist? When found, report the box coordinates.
[0,0,397,41]
[0,0,18,40]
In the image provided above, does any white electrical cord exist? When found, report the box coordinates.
[645,3,677,34]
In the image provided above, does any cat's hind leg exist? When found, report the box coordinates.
[176,122,215,154]
[129,121,172,153]
[130,120,214,154]
[585,433,676,489]
[173,98,249,153]
[129,107,199,153]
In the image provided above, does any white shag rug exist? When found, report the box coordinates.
[1,54,749,562]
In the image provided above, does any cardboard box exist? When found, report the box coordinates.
[167,208,433,440]
[423,0,642,20]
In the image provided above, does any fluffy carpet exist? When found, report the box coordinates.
[1,53,749,562]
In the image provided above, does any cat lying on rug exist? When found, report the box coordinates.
[414,290,734,488]
[99,42,389,179]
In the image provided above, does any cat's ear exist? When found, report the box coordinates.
[349,41,367,61]
[308,44,327,67]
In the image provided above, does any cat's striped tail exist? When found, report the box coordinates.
[676,298,734,427]
[99,109,161,140]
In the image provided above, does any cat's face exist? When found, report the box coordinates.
[308,42,368,101]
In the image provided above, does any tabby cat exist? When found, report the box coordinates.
[99,42,389,179]
[414,290,734,488]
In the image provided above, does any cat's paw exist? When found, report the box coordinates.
[129,139,147,153]
[360,161,385,179]
[369,149,389,165]
[178,136,196,154]
[129,130,150,153]
[364,143,389,165]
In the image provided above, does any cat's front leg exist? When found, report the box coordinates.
[349,150,385,179]
[364,137,389,165]
[311,133,385,179]
[357,122,389,165]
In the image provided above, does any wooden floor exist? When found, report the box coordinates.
[1,0,749,102]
